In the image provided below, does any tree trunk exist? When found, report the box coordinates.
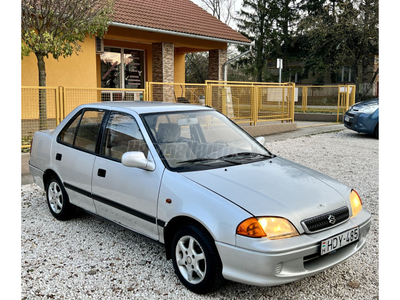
[255,39,264,82]
[36,53,48,130]
[353,60,360,102]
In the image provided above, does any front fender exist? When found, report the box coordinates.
[157,170,251,246]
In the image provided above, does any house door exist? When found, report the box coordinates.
[100,47,145,101]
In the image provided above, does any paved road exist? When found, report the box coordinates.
[263,121,344,143]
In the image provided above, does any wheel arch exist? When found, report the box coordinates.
[163,216,216,260]
[374,122,379,139]
[43,169,62,188]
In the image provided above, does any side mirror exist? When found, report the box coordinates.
[255,136,265,146]
[121,151,155,171]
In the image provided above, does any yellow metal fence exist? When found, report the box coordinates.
[21,86,145,150]
[146,82,207,105]
[296,85,356,122]
[21,87,60,149]
[62,87,146,117]
[22,82,353,149]
[146,81,295,125]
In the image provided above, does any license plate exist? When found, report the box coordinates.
[345,116,350,122]
[321,227,359,256]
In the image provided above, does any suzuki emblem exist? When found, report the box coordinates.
[328,214,336,225]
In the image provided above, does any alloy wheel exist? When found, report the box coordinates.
[48,181,63,214]
[175,235,206,284]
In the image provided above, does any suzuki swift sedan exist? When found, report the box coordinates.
[29,102,371,294]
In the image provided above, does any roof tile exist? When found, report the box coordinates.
[112,0,250,43]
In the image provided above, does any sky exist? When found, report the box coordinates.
[190,0,240,29]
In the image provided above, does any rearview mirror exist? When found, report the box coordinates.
[177,117,199,126]
[121,151,155,171]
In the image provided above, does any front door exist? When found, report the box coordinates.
[91,111,163,240]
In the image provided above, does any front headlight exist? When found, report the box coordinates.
[237,217,299,240]
[350,190,363,218]
[357,105,378,114]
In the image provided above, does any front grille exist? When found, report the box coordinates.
[301,207,349,233]
[344,119,352,126]
[344,112,355,126]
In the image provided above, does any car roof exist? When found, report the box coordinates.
[79,101,212,114]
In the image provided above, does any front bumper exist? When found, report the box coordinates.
[216,209,371,287]
[344,112,375,134]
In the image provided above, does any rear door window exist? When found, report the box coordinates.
[58,109,105,153]
[58,111,82,146]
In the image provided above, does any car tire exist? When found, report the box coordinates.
[45,176,74,221]
[374,123,379,139]
[171,224,223,294]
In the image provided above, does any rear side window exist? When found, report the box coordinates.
[59,111,82,146]
[58,109,105,152]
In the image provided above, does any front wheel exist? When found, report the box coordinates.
[45,176,74,220]
[374,123,379,139]
[171,224,223,294]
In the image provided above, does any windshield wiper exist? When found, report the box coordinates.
[217,152,275,160]
[177,157,241,165]
[177,158,217,164]
[177,152,275,166]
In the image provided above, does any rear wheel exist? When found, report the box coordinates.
[45,176,73,220]
[171,224,223,294]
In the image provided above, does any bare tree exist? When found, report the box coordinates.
[186,1,237,83]
[199,0,235,25]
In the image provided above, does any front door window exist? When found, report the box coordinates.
[101,112,149,161]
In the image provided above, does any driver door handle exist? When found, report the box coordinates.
[97,169,106,178]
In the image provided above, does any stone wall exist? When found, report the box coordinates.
[208,49,227,81]
[152,42,174,102]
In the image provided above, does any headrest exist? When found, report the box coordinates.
[157,123,181,143]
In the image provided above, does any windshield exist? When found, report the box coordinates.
[143,110,274,171]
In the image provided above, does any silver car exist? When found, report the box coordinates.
[29,102,371,294]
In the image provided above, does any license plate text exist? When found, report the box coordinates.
[321,227,359,256]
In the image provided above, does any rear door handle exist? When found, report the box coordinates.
[55,153,62,161]
[97,169,106,178]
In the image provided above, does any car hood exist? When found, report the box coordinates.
[182,157,351,232]
[351,98,379,110]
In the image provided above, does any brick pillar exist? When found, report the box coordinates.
[208,49,227,81]
[152,42,174,102]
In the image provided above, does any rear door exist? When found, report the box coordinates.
[91,111,163,240]
[52,109,106,213]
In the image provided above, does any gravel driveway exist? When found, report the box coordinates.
[21,129,379,300]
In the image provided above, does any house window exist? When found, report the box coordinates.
[100,47,145,89]
[338,66,353,83]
